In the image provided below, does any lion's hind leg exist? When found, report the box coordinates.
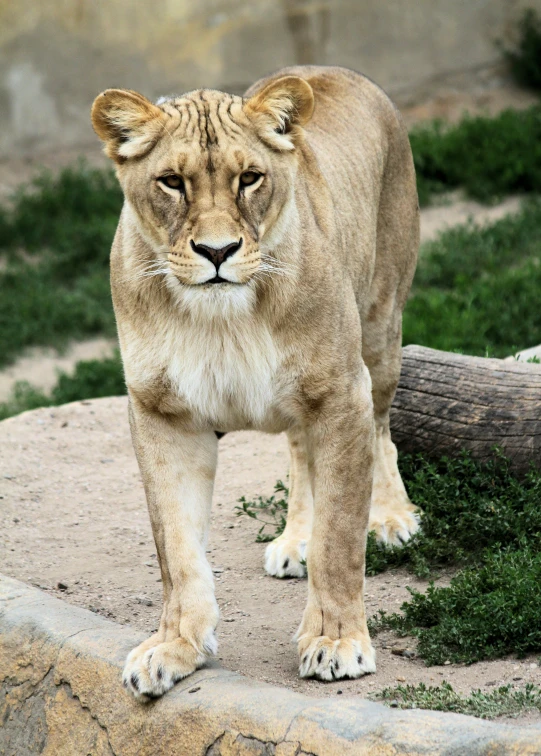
[363,322,421,547]
[370,421,420,545]
[264,426,312,578]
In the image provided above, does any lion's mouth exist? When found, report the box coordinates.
[197,274,244,286]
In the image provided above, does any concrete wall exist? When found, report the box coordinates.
[0,0,540,157]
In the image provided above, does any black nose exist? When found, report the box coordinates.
[190,239,242,268]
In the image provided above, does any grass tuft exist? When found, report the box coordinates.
[235,480,289,542]
[372,681,541,719]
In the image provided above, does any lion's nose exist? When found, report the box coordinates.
[190,239,242,269]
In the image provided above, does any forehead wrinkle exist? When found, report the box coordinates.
[205,97,220,147]
[184,99,199,141]
[193,95,207,151]
[213,97,236,141]
[223,98,245,138]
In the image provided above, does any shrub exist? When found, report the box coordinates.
[504,9,541,91]
[411,106,541,204]
[370,544,541,664]
[0,353,125,421]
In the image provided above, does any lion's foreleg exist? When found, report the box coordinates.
[123,399,219,699]
[265,425,313,578]
[295,376,376,680]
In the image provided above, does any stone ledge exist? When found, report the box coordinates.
[2,575,541,755]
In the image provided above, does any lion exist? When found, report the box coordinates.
[91,65,419,700]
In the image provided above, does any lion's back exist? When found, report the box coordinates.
[245,64,404,176]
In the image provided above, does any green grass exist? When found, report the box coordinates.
[0,176,540,416]
[235,480,289,542]
[0,162,121,368]
[403,199,541,356]
[0,353,125,421]
[0,109,541,373]
[411,106,541,206]
[0,106,540,408]
[372,681,541,719]
[369,544,541,665]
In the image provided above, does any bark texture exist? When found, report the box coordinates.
[391,345,541,473]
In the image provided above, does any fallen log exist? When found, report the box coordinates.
[391,345,541,474]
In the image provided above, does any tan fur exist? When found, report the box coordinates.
[91,65,419,698]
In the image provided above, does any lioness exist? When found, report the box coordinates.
[91,65,419,700]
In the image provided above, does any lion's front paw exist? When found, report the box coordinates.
[265,534,307,578]
[298,635,376,681]
[369,505,420,547]
[123,632,216,700]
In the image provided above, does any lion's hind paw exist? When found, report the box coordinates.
[265,535,308,578]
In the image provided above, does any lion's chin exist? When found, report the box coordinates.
[165,272,256,320]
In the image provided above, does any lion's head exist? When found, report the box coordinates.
[91,77,314,313]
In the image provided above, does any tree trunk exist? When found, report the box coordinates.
[391,345,541,474]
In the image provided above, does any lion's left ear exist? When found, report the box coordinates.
[91,89,167,163]
[244,76,314,151]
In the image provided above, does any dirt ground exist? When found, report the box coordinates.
[1,397,540,713]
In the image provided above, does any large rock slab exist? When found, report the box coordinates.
[2,575,541,755]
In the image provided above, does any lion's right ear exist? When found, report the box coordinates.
[244,76,314,151]
[91,89,166,163]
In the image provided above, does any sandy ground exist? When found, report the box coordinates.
[1,397,540,714]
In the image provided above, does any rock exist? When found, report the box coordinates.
[56,581,68,591]
[391,647,415,658]
[135,596,153,607]
[512,344,541,363]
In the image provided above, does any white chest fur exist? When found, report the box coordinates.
[124,309,280,430]
[169,316,279,428]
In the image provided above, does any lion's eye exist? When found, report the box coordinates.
[159,175,184,191]
[239,171,262,188]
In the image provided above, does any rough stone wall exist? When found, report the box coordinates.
[1,0,540,157]
[3,574,541,755]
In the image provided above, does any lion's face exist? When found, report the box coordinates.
[91,79,314,302]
